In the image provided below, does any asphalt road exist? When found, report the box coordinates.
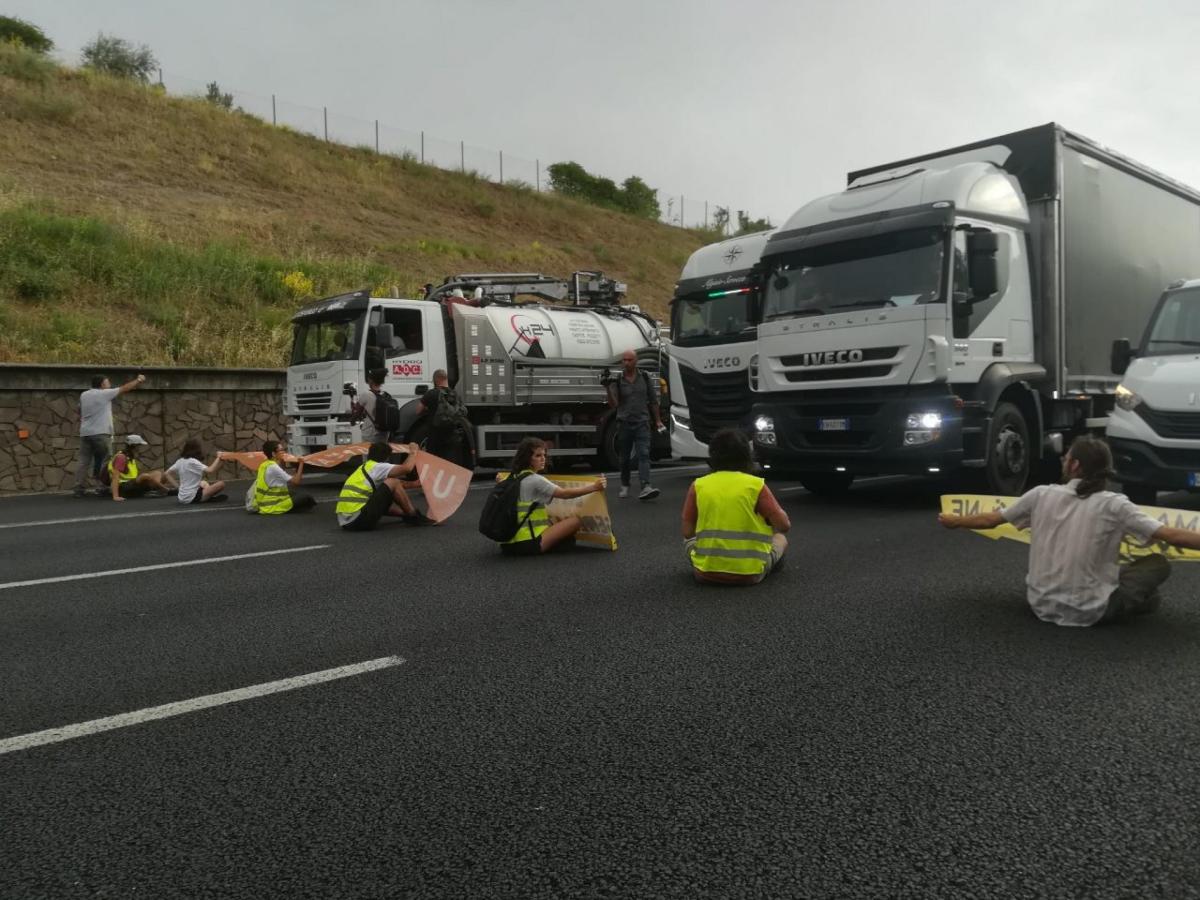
[2,467,1199,899]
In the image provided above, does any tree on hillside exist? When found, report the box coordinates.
[205,81,233,110]
[711,205,730,235]
[547,161,662,221]
[81,33,157,82]
[0,15,53,53]
[735,210,772,235]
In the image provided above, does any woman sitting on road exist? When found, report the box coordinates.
[164,438,228,504]
[500,437,605,556]
[682,428,790,584]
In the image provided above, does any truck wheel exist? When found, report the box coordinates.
[1123,483,1158,505]
[984,402,1031,495]
[798,471,855,497]
[598,419,621,471]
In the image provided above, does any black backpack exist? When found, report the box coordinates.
[371,391,402,436]
[478,472,538,541]
[432,386,466,431]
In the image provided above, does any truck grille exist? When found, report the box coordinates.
[778,346,900,383]
[678,366,751,443]
[1135,405,1200,440]
[785,365,892,382]
[294,391,333,412]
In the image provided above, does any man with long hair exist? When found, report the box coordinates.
[939,435,1200,625]
[681,428,790,585]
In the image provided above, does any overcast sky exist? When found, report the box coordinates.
[14,0,1200,227]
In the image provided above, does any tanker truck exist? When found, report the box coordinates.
[285,272,670,469]
[667,229,775,458]
[749,123,1200,496]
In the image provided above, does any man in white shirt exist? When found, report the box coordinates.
[352,369,388,445]
[249,441,316,514]
[74,373,145,497]
[939,436,1200,626]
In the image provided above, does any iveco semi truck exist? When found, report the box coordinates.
[749,124,1200,495]
[667,230,774,457]
[285,273,669,469]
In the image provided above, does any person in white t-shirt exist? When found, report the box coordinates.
[73,373,145,497]
[938,436,1200,626]
[164,438,227,504]
[497,437,605,556]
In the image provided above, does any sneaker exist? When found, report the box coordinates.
[403,511,436,526]
[206,493,229,504]
[638,485,660,501]
[619,486,630,499]
[72,488,86,499]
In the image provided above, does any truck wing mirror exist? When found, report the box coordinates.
[1111,338,1134,375]
[967,231,1001,300]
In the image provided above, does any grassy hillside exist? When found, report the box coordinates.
[0,44,707,367]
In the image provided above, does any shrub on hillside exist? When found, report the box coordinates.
[547,161,661,221]
[0,39,56,83]
[205,81,233,110]
[81,32,157,82]
[0,15,53,53]
[735,210,772,236]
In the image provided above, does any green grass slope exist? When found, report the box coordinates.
[0,44,708,367]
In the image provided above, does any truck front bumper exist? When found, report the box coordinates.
[287,419,362,454]
[1109,437,1200,491]
[750,386,964,475]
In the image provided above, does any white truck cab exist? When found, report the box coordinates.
[1108,279,1200,503]
[667,229,774,458]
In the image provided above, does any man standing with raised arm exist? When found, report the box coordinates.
[73,373,145,498]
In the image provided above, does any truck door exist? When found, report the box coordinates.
[370,303,433,402]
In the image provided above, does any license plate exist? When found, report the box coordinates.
[1189,472,1200,488]
[818,418,849,432]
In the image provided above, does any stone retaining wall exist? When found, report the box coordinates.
[0,365,287,495]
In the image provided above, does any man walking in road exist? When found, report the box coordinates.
[74,373,145,498]
[607,349,664,501]
[938,435,1200,625]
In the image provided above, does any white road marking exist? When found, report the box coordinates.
[0,505,241,529]
[0,545,330,591]
[0,655,405,755]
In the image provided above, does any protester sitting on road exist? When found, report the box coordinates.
[249,440,316,514]
[74,373,146,498]
[164,438,228,505]
[336,441,434,531]
[682,428,790,585]
[106,434,170,502]
[938,435,1200,626]
[500,437,605,556]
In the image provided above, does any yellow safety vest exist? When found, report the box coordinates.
[690,471,774,576]
[107,455,139,483]
[253,460,293,515]
[336,459,386,517]
[502,469,551,546]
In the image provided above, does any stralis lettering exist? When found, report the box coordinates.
[702,356,741,370]
[796,349,864,366]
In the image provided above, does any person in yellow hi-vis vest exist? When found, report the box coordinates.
[682,429,790,585]
[106,434,170,502]
[249,440,315,515]
[336,442,433,531]
[500,437,606,556]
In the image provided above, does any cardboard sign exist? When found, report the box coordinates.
[940,494,1200,562]
[498,472,617,550]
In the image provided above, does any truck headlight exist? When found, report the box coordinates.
[754,415,774,433]
[748,354,759,391]
[1114,384,1143,411]
[753,415,776,446]
[904,411,942,446]
[671,411,692,430]
[335,432,353,445]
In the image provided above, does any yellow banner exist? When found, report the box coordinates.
[498,472,617,551]
[940,494,1200,561]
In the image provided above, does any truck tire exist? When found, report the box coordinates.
[984,402,1031,495]
[598,417,621,471]
[798,471,855,497]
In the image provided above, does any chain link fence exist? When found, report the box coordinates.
[160,70,746,234]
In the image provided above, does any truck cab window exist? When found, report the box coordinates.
[382,308,423,357]
[290,316,361,365]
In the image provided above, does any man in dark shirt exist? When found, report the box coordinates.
[607,349,664,500]
[416,369,472,464]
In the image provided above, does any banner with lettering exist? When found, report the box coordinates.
[940,494,1200,562]
[411,450,472,523]
[498,472,617,550]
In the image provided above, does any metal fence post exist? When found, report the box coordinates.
[705,201,708,229]
[681,196,685,228]
[421,131,424,163]
[271,94,276,126]
[499,150,503,184]
[460,140,465,173]
[323,107,328,142]
[158,68,163,87]
[375,119,379,154]
[536,159,540,192]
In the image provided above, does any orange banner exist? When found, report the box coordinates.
[411,450,473,523]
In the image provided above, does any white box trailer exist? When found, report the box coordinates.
[750,123,1200,495]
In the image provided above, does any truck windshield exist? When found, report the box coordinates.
[762,226,945,321]
[670,288,756,346]
[290,314,363,365]
[1144,288,1200,354]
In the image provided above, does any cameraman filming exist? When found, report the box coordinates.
[350,368,389,445]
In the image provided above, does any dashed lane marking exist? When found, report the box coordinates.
[0,654,405,756]
[0,545,331,592]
